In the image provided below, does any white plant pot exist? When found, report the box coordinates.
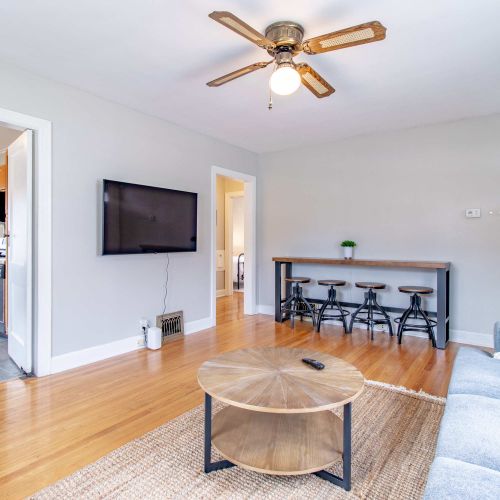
[343,247,354,259]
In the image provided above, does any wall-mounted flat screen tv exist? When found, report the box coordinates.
[102,179,197,255]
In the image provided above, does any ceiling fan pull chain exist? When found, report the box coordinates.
[268,61,278,110]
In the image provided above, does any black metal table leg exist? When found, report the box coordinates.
[274,261,282,322]
[284,263,292,322]
[436,268,450,349]
[204,391,353,489]
[343,402,352,490]
[285,263,292,301]
[275,261,293,323]
[313,402,352,491]
[204,393,235,473]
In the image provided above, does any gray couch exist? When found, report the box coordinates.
[424,331,500,498]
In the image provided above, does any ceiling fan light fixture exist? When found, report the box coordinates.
[269,63,301,96]
[207,12,386,100]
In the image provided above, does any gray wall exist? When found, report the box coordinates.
[2,58,498,356]
[257,114,500,340]
[0,61,258,356]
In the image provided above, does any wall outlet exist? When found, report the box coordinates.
[139,318,149,329]
[465,208,481,218]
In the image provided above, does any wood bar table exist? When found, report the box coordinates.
[273,257,451,349]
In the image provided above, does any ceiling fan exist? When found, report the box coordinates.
[207,11,386,99]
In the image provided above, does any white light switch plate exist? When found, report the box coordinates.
[216,250,225,271]
[465,208,481,218]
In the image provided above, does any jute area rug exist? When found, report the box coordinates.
[33,381,445,500]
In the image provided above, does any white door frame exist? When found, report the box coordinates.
[224,190,244,296]
[210,166,256,325]
[7,130,33,373]
[0,107,52,377]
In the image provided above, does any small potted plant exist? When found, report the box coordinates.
[340,240,357,259]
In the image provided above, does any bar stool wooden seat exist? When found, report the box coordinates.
[399,286,433,294]
[280,277,315,328]
[317,279,346,286]
[354,282,386,289]
[316,280,350,333]
[285,277,311,283]
[348,282,393,339]
[395,286,436,347]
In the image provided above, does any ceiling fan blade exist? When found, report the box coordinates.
[209,11,275,49]
[207,61,273,87]
[302,21,386,54]
[296,64,335,98]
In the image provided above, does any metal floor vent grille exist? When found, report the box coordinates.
[156,311,184,343]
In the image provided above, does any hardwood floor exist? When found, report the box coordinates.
[0,294,462,499]
[216,291,244,325]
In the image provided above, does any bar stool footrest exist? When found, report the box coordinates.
[317,309,350,321]
[394,317,437,327]
[281,309,315,319]
[353,309,389,319]
[353,317,391,326]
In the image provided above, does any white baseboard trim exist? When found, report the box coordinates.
[216,289,227,298]
[50,315,492,376]
[257,304,493,348]
[51,316,214,374]
[450,329,493,348]
[184,316,213,335]
[257,304,274,315]
[51,334,145,374]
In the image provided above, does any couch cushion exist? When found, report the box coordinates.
[424,456,500,499]
[448,347,500,400]
[435,394,500,472]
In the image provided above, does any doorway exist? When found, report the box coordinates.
[0,124,27,381]
[0,107,52,378]
[211,166,256,326]
[215,176,244,324]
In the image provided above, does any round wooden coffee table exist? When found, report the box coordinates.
[197,347,364,490]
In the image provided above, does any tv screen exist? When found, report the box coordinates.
[102,179,197,255]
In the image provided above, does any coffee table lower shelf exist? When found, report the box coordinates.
[203,394,353,490]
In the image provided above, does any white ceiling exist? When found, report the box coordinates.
[0,0,499,153]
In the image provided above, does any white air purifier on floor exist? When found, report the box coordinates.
[147,326,162,350]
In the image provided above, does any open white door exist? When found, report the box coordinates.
[7,130,32,373]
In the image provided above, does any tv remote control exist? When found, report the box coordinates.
[301,358,325,370]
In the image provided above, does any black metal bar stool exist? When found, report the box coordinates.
[316,280,350,333]
[348,282,393,339]
[395,286,436,347]
[281,277,316,328]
